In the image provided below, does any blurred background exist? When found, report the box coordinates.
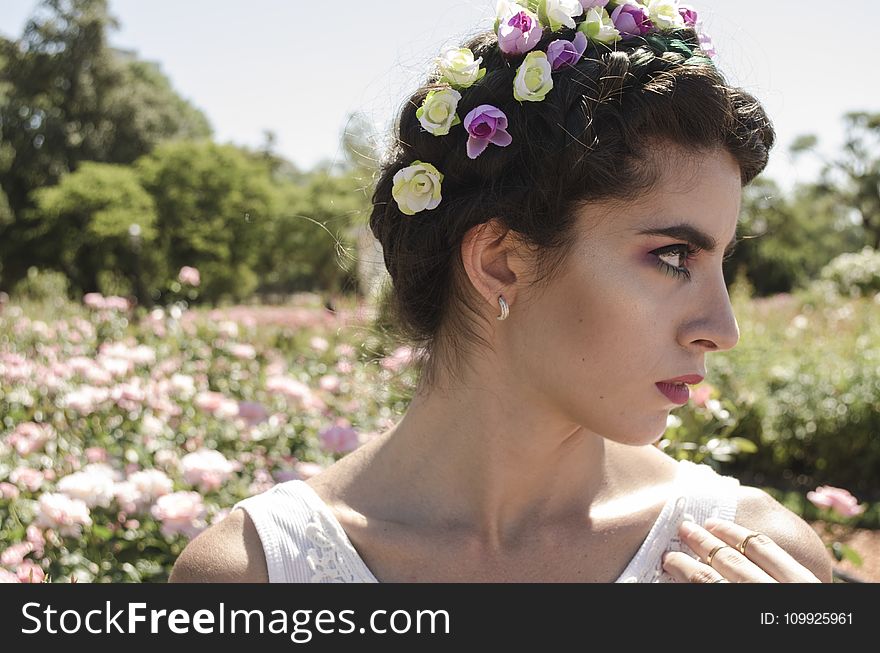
[0,0,877,583]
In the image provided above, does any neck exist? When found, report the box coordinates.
[344,370,618,554]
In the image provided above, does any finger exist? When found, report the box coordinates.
[679,520,777,583]
[703,517,820,583]
[661,551,729,583]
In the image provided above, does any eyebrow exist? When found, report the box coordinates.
[635,223,739,257]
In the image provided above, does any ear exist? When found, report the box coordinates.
[459,218,525,308]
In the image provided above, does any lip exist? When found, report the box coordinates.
[655,381,691,405]
[656,374,704,385]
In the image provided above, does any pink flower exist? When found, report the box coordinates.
[0,482,20,500]
[380,346,416,372]
[610,1,654,36]
[310,336,329,353]
[463,105,512,160]
[150,491,207,539]
[83,293,130,311]
[178,266,201,287]
[289,461,324,481]
[319,374,342,394]
[6,422,54,456]
[266,375,314,402]
[10,467,44,493]
[690,383,714,408]
[237,400,269,426]
[228,343,257,360]
[194,391,239,419]
[84,447,108,463]
[1,541,34,567]
[128,469,174,503]
[497,9,543,56]
[679,4,699,27]
[181,449,238,493]
[807,486,866,518]
[26,525,46,556]
[547,32,588,71]
[0,569,21,583]
[319,420,361,454]
[16,560,44,583]
[34,492,93,537]
[697,29,716,58]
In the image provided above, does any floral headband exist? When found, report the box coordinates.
[391,0,715,217]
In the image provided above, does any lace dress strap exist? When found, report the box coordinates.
[616,459,740,583]
[232,480,377,583]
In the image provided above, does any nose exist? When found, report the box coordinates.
[686,273,740,353]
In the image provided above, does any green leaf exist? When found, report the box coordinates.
[837,544,864,567]
[728,437,759,454]
[91,525,113,541]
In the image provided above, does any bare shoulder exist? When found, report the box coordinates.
[734,485,834,583]
[168,508,269,583]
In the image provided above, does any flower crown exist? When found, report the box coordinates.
[391,0,715,217]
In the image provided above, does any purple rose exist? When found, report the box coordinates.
[679,4,699,28]
[463,105,513,160]
[579,0,609,9]
[547,32,588,71]
[610,2,654,36]
[497,10,544,56]
[697,30,716,59]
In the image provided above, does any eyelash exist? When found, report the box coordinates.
[653,243,737,282]
[654,244,698,281]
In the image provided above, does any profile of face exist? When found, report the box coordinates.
[501,146,742,447]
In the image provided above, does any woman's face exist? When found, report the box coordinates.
[510,146,742,446]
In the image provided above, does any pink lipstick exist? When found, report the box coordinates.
[655,381,690,404]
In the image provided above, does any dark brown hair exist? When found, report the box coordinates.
[369,24,775,391]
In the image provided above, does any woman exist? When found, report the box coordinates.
[170,0,832,583]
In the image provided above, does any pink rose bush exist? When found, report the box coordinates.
[807,486,866,518]
[0,290,415,581]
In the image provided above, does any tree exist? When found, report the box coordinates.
[725,176,864,295]
[29,162,158,300]
[0,0,211,289]
[135,141,279,303]
[791,111,880,249]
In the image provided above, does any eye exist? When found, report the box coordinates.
[652,243,701,282]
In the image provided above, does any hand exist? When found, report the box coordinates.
[661,517,822,583]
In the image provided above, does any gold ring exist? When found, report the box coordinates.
[705,544,734,566]
[738,532,763,555]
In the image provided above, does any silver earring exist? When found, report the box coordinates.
[496,295,509,321]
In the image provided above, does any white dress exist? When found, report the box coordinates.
[231,458,740,583]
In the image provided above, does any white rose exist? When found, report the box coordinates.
[646,0,686,30]
[513,51,553,102]
[391,161,444,216]
[438,48,486,88]
[416,88,462,136]
[544,0,584,30]
[578,7,621,45]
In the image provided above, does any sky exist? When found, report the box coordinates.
[1,0,877,195]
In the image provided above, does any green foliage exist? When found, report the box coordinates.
[817,246,880,298]
[11,266,70,302]
[726,177,866,295]
[680,289,880,507]
[255,167,367,298]
[29,162,158,298]
[0,0,211,289]
[135,141,279,303]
